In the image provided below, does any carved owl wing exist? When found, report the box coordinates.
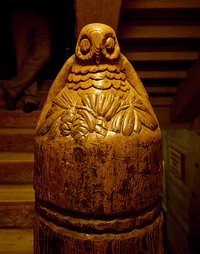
[115,53,159,131]
[37,55,75,131]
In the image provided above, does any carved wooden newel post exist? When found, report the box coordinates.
[34,23,163,253]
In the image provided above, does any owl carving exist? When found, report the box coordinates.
[37,23,158,143]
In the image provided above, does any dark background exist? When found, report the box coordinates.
[0,0,75,80]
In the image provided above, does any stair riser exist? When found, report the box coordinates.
[0,162,33,184]
[0,94,47,110]
[0,134,35,152]
[0,110,39,128]
[0,202,34,228]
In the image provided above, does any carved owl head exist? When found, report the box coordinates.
[75,23,120,64]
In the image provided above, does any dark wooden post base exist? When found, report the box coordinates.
[34,209,163,253]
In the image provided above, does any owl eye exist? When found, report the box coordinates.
[105,37,115,53]
[80,38,91,54]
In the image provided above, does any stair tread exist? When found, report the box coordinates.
[119,25,200,39]
[0,128,35,152]
[138,70,187,79]
[0,152,34,162]
[0,128,36,134]
[123,51,199,62]
[0,229,33,254]
[0,152,34,185]
[0,109,40,128]
[0,185,34,202]
[122,0,200,9]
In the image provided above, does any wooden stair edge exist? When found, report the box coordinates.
[0,184,34,228]
[0,127,36,134]
[0,152,34,162]
[0,229,33,254]
[123,51,199,62]
[118,25,200,39]
[0,152,34,184]
[0,109,40,128]
[0,184,34,202]
[121,0,200,9]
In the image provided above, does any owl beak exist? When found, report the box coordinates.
[93,31,102,64]
[95,52,101,64]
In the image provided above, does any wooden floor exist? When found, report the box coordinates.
[0,229,33,254]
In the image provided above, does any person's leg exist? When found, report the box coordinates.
[23,12,51,108]
[2,9,31,110]
[4,9,51,110]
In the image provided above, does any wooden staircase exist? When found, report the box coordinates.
[118,0,200,126]
[0,0,200,253]
[0,80,52,253]
[0,113,36,253]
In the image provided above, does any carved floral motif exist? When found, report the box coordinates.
[38,80,157,144]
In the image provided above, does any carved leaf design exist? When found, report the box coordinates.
[59,107,77,136]
[71,114,90,143]
[53,88,77,109]
[134,108,158,131]
[104,96,127,121]
[109,110,125,133]
[95,117,108,138]
[133,99,158,131]
[133,110,142,133]
[127,95,158,131]
[37,88,78,137]
[81,93,124,121]
[38,91,158,141]
[37,106,66,136]
[109,102,156,135]
[78,109,96,132]
[121,107,135,136]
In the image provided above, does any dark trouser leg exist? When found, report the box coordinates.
[5,9,51,104]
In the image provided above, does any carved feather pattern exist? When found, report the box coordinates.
[68,64,128,92]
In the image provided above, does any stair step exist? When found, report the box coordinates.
[146,86,177,94]
[0,109,40,128]
[0,185,34,228]
[123,51,199,62]
[138,70,187,79]
[0,229,33,254]
[150,96,173,106]
[0,128,35,152]
[122,0,200,9]
[118,25,200,40]
[0,152,33,184]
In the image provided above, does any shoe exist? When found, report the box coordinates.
[23,102,38,113]
[1,84,16,110]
